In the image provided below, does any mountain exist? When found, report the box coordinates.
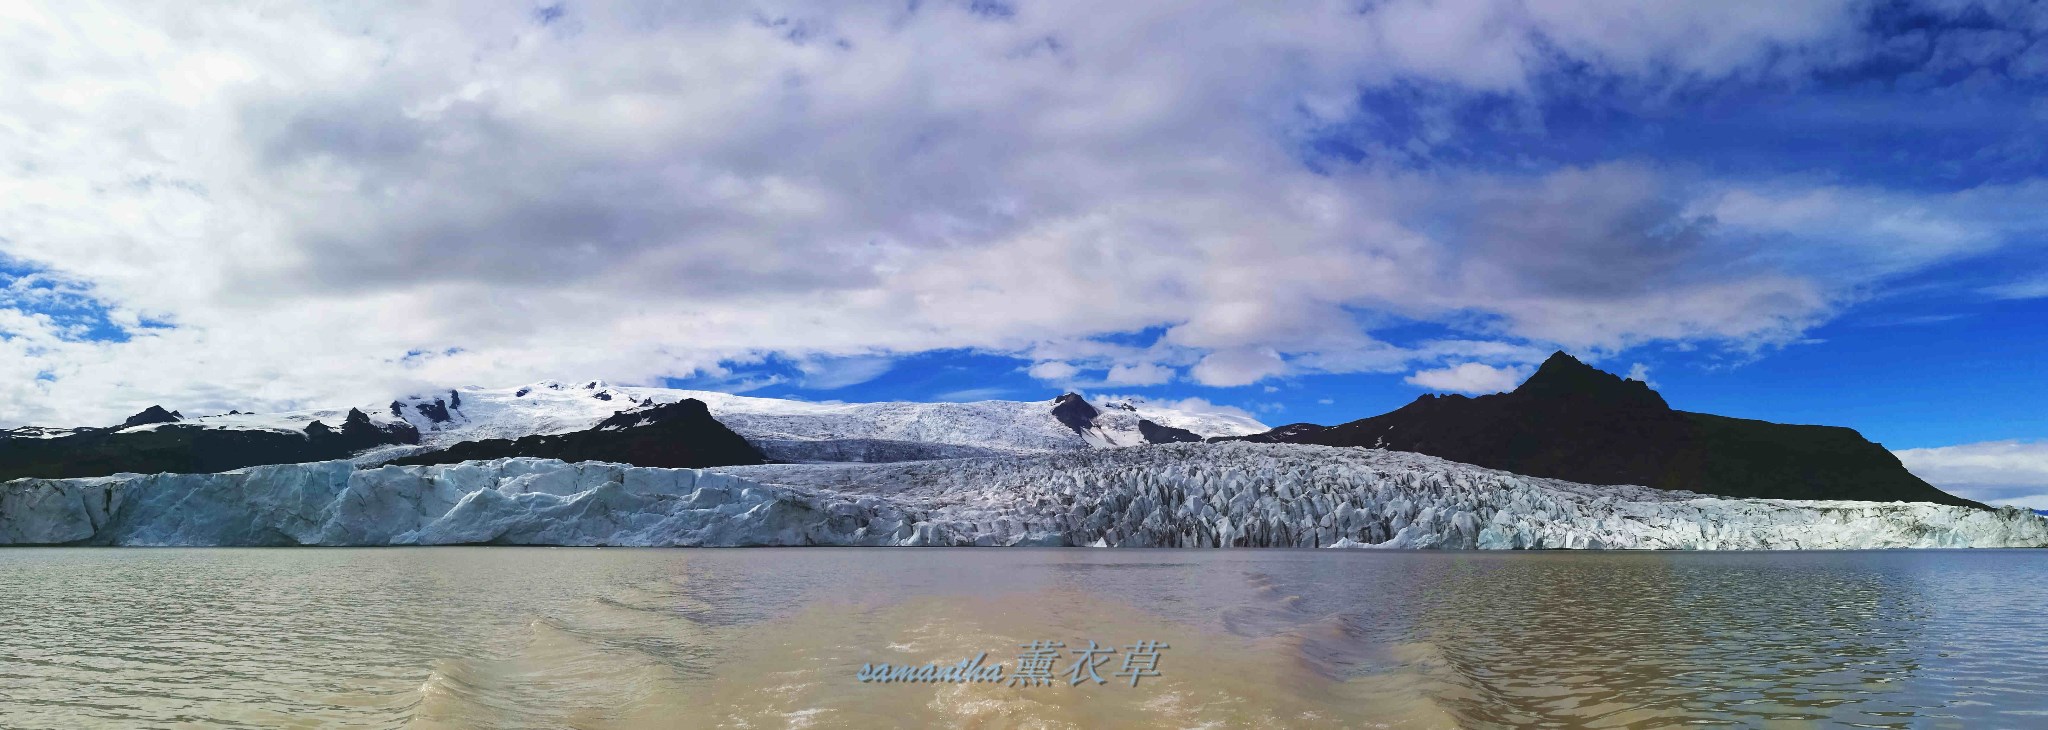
[0,383,1268,481]
[120,406,182,429]
[368,382,1267,454]
[1045,392,1241,448]
[1234,352,1982,508]
[5,443,2041,548]
[0,407,419,482]
[385,399,764,469]
[71,382,1269,465]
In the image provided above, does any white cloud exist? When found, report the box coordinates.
[0,0,2022,424]
[1191,348,1287,387]
[1695,181,2048,283]
[795,355,894,390]
[1895,440,2048,508]
[1026,361,1080,382]
[1404,362,1531,394]
[933,387,1011,402]
[1625,362,1657,388]
[1104,362,1174,386]
[1984,275,2048,300]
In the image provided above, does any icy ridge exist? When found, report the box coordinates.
[149,382,1269,458]
[2,443,2042,549]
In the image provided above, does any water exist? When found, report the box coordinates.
[2,549,2046,728]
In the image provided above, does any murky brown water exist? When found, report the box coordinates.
[2,548,2046,728]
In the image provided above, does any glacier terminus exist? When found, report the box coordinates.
[4,443,2042,550]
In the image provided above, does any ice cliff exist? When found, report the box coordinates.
[3,443,2043,549]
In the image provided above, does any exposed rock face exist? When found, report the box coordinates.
[1256,352,1982,508]
[0,426,84,440]
[6,384,1272,478]
[1049,393,1099,435]
[1137,419,1202,444]
[0,419,420,482]
[338,408,421,452]
[3,444,2041,548]
[386,399,764,470]
[120,406,182,429]
[414,399,453,423]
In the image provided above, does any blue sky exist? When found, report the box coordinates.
[3,1,2047,502]
[671,0,2048,453]
[699,291,2048,453]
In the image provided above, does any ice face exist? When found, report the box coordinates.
[3,443,2044,549]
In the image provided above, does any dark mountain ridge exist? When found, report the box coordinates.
[1228,352,1982,508]
[0,407,419,482]
[386,399,764,469]
[1050,392,1213,445]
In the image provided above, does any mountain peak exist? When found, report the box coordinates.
[1532,350,1597,377]
[593,398,711,431]
[1050,392,1099,435]
[1514,352,1667,409]
[120,405,183,429]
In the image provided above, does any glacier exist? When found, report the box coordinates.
[122,381,1269,464]
[4,443,2043,549]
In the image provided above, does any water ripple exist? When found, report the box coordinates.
[2,548,2046,728]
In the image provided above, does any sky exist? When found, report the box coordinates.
[2,1,2046,505]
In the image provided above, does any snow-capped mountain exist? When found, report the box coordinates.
[147,381,1270,463]
[0,426,85,441]
[383,399,765,470]
[5,443,2041,549]
[0,406,419,483]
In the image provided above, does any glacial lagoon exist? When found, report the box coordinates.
[3,547,2046,728]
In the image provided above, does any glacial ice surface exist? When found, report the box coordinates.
[169,381,1269,460]
[3,443,2042,549]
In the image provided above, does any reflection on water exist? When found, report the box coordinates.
[2,548,2046,728]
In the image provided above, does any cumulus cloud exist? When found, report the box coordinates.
[1026,361,1081,382]
[1625,363,1656,387]
[1404,362,1531,394]
[0,1,2038,425]
[1191,349,1288,387]
[794,355,895,390]
[1104,362,1174,386]
[1896,440,2048,509]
